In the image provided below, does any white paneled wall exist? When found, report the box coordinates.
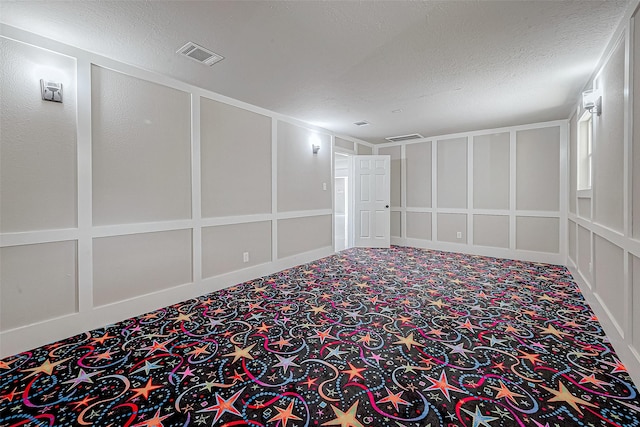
[376,121,567,265]
[0,26,373,357]
[567,0,640,387]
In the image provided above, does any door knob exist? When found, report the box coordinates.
[385,205,389,208]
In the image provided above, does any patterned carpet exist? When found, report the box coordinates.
[1,246,639,427]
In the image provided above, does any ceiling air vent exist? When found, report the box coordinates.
[176,42,224,66]
[385,133,424,143]
[353,121,370,126]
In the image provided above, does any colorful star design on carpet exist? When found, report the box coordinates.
[0,246,638,426]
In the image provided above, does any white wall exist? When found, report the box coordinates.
[0,25,373,357]
[375,121,567,265]
[566,0,640,387]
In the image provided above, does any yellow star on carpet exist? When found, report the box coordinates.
[0,358,18,370]
[393,332,424,350]
[342,362,365,381]
[21,357,71,378]
[428,299,449,308]
[538,324,570,339]
[308,305,328,315]
[541,380,598,415]
[322,401,364,427]
[268,400,302,427]
[490,381,525,404]
[223,344,256,363]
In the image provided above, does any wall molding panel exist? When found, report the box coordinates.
[0,25,371,358]
[377,120,568,265]
[565,0,640,387]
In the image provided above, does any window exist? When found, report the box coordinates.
[577,110,593,191]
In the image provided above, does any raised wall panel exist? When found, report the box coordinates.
[568,220,577,262]
[473,133,509,210]
[437,138,467,209]
[594,236,625,330]
[473,215,509,248]
[0,38,77,232]
[516,127,560,211]
[357,144,373,155]
[277,215,332,258]
[405,142,432,208]
[437,213,467,244]
[634,24,640,238]
[577,197,592,220]
[516,216,559,253]
[202,221,271,278]
[569,114,578,214]
[391,212,401,238]
[406,212,432,240]
[277,122,331,212]
[1,241,77,331]
[378,146,401,207]
[92,66,191,225]
[201,98,271,217]
[577,225,592,283]
[633,256,640,350]
[594,39,625,232]
[335,137,355,151]
[93,230,192,307]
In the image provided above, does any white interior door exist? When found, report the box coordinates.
[354,155,390,248]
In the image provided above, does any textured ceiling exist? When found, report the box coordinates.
[0,1,629,144]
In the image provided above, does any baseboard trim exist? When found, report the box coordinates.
[0,246,334,359]
[567,262,640,388]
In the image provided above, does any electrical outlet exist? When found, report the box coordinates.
[323,182,327,191]
[243,252,249,263]
[456,231,462,239]
[588,262,592,273]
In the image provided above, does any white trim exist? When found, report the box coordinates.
[0,246,333,358]
[509,130,517,251]
[375,119,567,149]
[276,210,333,220]
[432,140,438,242]
[393,238,563,265]
[568,263,640,388]
[191,94,203,284]
[92,220,194,238]
[0,229,79,247]
[400,143,407,239]
[467,136,474,246]
[559,122,569,263]
[77,57,93,313]
[271,118,278,262]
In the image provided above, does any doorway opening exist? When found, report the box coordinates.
[334,153,352,251]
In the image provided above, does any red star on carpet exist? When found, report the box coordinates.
[425,371,463,401]
[199,387,244,423]
[129,378,162,401]
[377,387,410,411]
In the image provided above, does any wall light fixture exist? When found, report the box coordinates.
[582,89,601,116]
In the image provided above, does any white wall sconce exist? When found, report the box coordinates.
[582,89,601,116]
[310,135,321,155]
[40,79,63,103]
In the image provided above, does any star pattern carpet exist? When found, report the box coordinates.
[1,246,639,426]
